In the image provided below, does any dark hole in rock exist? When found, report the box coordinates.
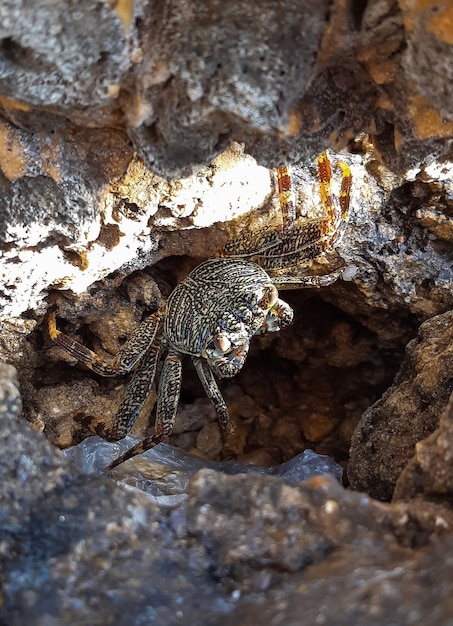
[0,37,28,64]
[34,254,404,476]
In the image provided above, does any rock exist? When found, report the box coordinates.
[196,421,223,457]
[1,2,453,622]
[2,392,453,625]
[1,94,452,499]
[1,1,452,176]
[0,362,21,423]
[0,140,271,318]
[348,310,453,501]
[394,390,453,503]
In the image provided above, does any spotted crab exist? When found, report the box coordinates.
[49,151,351,468]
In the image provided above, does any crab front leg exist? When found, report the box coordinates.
[258,297,294,332]
[193,357,234,433]
[49,310,162,442]
[107,349,183,469]
[49,311,162,376]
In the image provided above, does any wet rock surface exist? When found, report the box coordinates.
[1,1,453,623]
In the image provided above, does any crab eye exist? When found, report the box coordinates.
[213,333,231,353]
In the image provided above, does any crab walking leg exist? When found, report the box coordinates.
[258,153,351,277]
[106,351,183,469]
[218,167,296,259]
[106,427,166,469]
[247,222,343,270]
[217,152,351,273]
[317,151,337,228]
[155,351,183,436]
[339,160,352,221]
[317,151,352,250]
[272,267,345,290]
[193,357,233,432]
[48,311,161,376]
[263,152,351,264]
[107,343,161,439]
[218,214,340,267]
[277,165,296,231]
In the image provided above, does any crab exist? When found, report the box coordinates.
[48,151,351,469]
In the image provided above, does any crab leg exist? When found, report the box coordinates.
[317,152,351,251]
[272,268,345,290]
[247,220,344,270]
[78,340,161,445]
[155,352,183,437]
[338,161,352,222]
[49,311,162,376]
[193,357,233,432]
[109,342,161,439]
[277,165,296,231]
[218,152,351,273]
[107,350,182,469]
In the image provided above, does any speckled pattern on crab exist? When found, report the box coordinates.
[49,151,351,468]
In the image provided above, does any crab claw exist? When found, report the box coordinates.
[208,340,250,378]
[258,299,294,334]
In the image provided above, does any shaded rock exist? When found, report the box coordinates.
[348,310,453,501]
[401,1,453,122]
[128,0,331,176]
[2,382,453,625]
[0,0,129,111]
[0,361,21,423]
[394,390,453,503]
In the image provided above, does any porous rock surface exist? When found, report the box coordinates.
[348,310,453,501]
[1,0,453,624]
[1,0,452,177]
[2,362,453,625]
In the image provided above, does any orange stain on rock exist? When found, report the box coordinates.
[400,0,453,44]
[285,109,303,137]
[107,0,134,31]
[0,95,31,112]
[408,90,453,139]
[0,120,28,181]
[429,5,453,44]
